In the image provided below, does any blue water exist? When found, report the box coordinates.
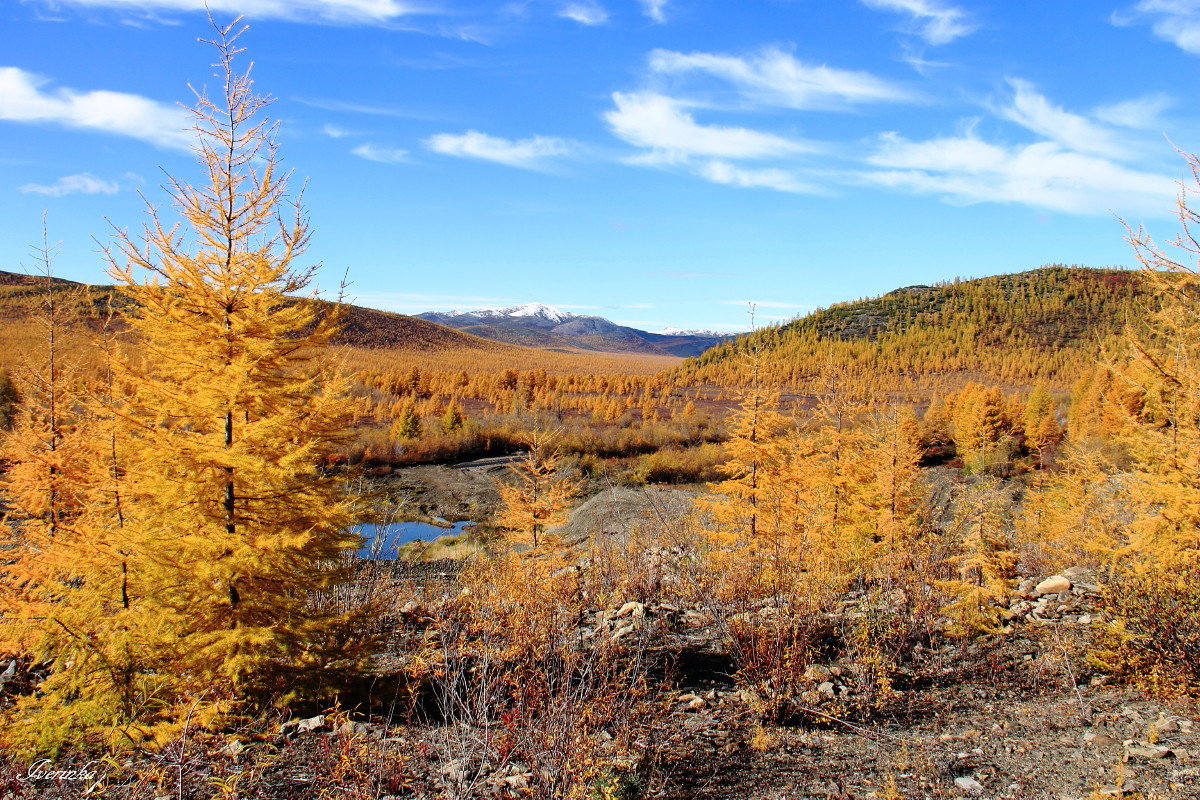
[354,520,472,559]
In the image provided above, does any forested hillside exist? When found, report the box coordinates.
[676,266,1148,389]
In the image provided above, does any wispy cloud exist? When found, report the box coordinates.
[696,160,819,193]
[648,47,912,109]
[1117,1,1200,54]
[36,0,426,26]
[0,67,191,149]
[424,130,576,170]
[860,0,978,45]
[640,0,668,23]
[1001,78,1128,159]
[606,92,812,163]
[294,96,441,121]
[19,172,122,196]
[557,1,608,25]
[861,131,1176,215]
[321,123,352,138]
[351,143,410,163]
[1092,93,1173,130]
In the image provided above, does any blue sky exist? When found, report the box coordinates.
[3,1,1200,332]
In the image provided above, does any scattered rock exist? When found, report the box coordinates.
[337,720,372,737]
[295,714,327,733]
[1033,576,1072,596]
[439,758,468,783]
[218,739,245,758]
[616,601,645,618]
[803,664,833,682]
[954,775,985,796]
[1125,743,1174,761]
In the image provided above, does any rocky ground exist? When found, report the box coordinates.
[4,564,1197,799]
[5,473,1198,800]
[288,568,1196,800]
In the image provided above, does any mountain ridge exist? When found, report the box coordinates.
[416,304,733,357]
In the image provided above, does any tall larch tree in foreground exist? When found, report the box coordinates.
[103,20,362,724]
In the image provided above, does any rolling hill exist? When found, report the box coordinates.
[0,272,679,376]
[673,265,1152,390]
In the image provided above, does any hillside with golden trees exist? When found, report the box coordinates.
[0,270,677,377]
[675,265,1150,390]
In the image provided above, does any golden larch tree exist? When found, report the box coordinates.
[496,432,583,550]
[102,21,362,714]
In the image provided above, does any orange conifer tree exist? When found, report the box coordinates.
[495,432,583,550]
[99,21,362,720]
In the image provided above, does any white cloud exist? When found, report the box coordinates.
[19,172,121,196]
[696,160,817,193]
[860,0,977,44]
[34,0,424,25]
[351,143,409,163]
[1122,0,1200,53]
[0,67,191,149]
[557,1,608,25]
[640,0,668,23]
[1093,93,1173,130]
[649,47,911,109]
[424,130,576,170]
[862,131,1177,215]
[321,123,352,138]
[1002,78,1127,159]
[606,92,811,162]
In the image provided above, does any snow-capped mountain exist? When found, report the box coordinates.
[415,305,734,357]
[464,303,577,326]
[657,327,742,338]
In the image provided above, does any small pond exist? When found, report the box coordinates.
[354,520,473,559]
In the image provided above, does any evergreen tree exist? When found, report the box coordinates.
[1022,384,1062,465]
[393,400,422,440]
[496,432,582,550]
[103,21,360,722]
[440,399,465,434]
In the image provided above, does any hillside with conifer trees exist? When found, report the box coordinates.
[676,266,1149,390]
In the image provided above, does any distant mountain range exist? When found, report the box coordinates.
[0,274,726,369]
[416,303,735,357]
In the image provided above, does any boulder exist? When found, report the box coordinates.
[954,776,985,796]
[616,601,645,619]
[1033,575,1072,596]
